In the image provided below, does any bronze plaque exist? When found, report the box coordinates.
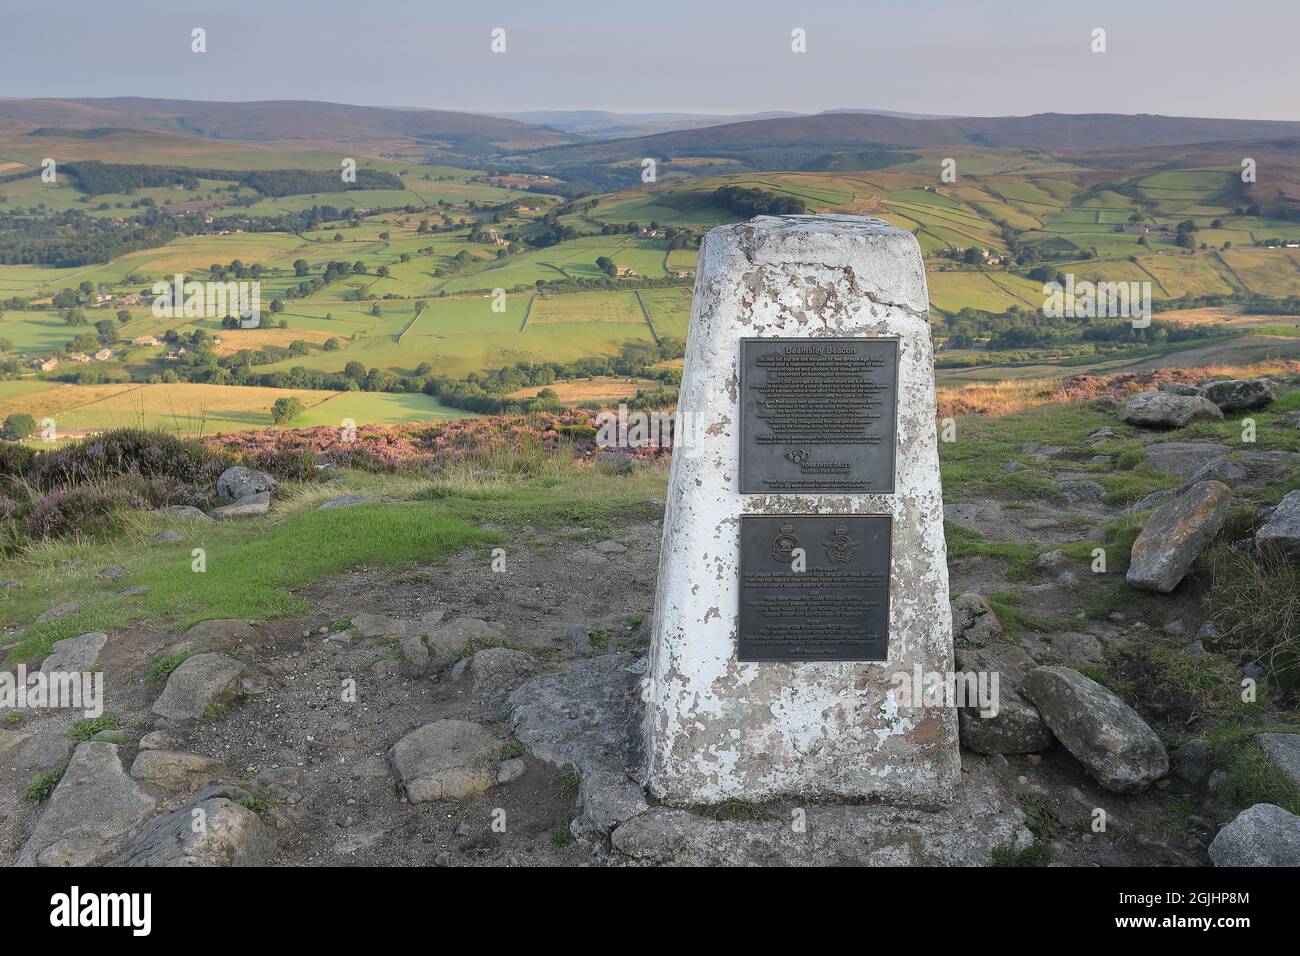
[738,514,891,662]
[739,337,898,494]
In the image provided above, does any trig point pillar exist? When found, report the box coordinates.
[644,214,959,806]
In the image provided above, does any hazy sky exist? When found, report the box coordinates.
[1,0,1294,120]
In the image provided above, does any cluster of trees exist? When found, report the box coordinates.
[711,186,807,218]
[63,161,402,198]
[0,208,185,267]
[939,305,1226,353]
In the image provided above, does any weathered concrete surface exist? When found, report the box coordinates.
[644,215,958,806]
[612,758,1028,866]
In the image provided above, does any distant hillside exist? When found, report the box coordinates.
[518,111,1300,165]
[0,97,573,154]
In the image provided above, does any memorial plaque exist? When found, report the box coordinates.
[738,514,891,662]
[739,337,898,494]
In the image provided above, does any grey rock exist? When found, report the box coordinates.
[1144,442,1233,480]
[1048,632,1105,665]
[388,719,502,802]
[1035,549,1068,570]
[1192,459,1247,484]
[318,495,380,510]
[950,592,1004,648]
[1127,481,1233,592]
[40,631,107,674]
[16,742,155,866]
[1059,479,1105,503]
[169,619,257,656]
[611,758,1030,866]
[1158,381,1203,396]
[0,721,74,775]
[157,505,211,521]
[398,634,429,672]
[1184,640,1206,656]
[592,540,626,555]
[1024,665,1169,793]
[154,530,184,543]
[1172,739,1210,786]
[138,731,180,751]
[1089,455,1113,466]
[114,796,276,867]
[1004,461,1025,473]
[469,647,539,712]
[129,750,226,790]
[1089,427,1118,440]
[36,602,81,623]
[97,564,126,581]
[1255,490,1300,560]
[426,617,501,662]
[152,653,246,722]
[565,623,593,657]
[1255,733,1300,788]
[497,757,526,784]
[1117,390,1223,428]
[1208,804,1300,867]
[508,653,650,840]
[350,612,406,638]
[216,466,277,501]
[955,644,1052,754]
[1202,378,1278,413]
[210,492,270,520]
[415,607,447,633]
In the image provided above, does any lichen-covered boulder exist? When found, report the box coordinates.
[1024,665,1168,793]
[1202,377,1278,413]
[1117,390,1223,428]
[1256,490,1300,561]
[1127,480,1232,592]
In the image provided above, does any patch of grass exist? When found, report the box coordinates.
[1019,793,1066,843]
[1075,661,1134,699]
[944,524,1041,580]
[67,711,119,741]
[549,823,575,847]
[238,796,270,813]
[502,740,523,760]
[2,712,20,727]
[587,628,611,652]
[1208,731,1300,816]
[22,762,66,802]
[557,769,580,797]
[203,703,227,720]
[1206,545,1300,691]
[991,842,1052,867]
[146,650,193,684]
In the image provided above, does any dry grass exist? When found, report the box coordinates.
[210,328,338,356]
[1207,545,1300,691]
[508,376,657,403]
[936,358,1300,418]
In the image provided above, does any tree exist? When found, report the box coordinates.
[116,309,131,325]
[271,397,304,425]
[2,413,36,439]
[293,259,310,276]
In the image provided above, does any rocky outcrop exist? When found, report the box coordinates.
[1208,804,1300,867]
[954,644,1052,754]
[39,631,107,674]
[1202,378,1278,413]
[1126,480,1232,592]
[216,466,277,501]
[388,719,501,802]
[129,750,227,791]
[114,793,277,867]
[950,592,1004,648]
[508,653,649,839]
[1256,491,1300,560]
[467,647,539,712]
[1117,390,1223,428]
[1023,666,1168,793]
[16,742,155,866]
[152,653,246,722]
[211,492,270,520]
